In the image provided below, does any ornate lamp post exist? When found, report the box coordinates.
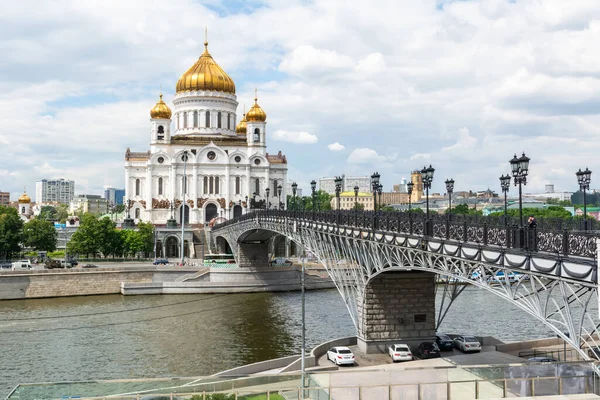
[421,165,435,235]
[371,172,380,212]
[377,184,383,212]
[292,182,298,212]
[277,184,283,210]
[180,150,188,266]
[354,185,359,217]
[500,174,511,226]
[310,180,317,217]
[576,167,592,230]
[509,153,530,228]
[252,192,257,210]
[407,181,414,213]
[265,187,270,210]
[445,178,454,215]
[334,176,342,212]
[245,195,249,212]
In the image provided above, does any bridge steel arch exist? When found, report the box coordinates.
[212,210,600,361]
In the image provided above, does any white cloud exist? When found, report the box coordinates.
[278,45,354,77]
[328,142,345,151]
[442,127,478,152]
[410,153,431,161]
[347,148,387,164]
[272,130,318,144]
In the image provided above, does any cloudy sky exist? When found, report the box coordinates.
[2,0,599,200]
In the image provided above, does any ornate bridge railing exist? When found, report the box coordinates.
[214,210,598,260]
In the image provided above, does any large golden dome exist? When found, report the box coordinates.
[176,42,236,94]
[246,94,267,122]
[150,94,172,119]
[236,113,247,135]
[18,191,31,204]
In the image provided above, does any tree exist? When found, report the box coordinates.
[96,218,120,258]
[55,204,69,224]
[114,204,125,213]
[23,219,57,252]
[37,206,57,222]
[352,202,365,211]
[302,190,332,211]
[136,221,155,256]
[67,213,100,258]
[0,206,24,259]
[122,229,144,257]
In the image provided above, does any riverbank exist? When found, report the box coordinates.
[0,265,334,300]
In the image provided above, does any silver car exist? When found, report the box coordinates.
[453,335,482,352]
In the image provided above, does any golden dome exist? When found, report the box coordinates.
[236,113,247,135]
[176,41,236,94]
[18,191,31,204]
[246,93,267,122]
[150,94,172,119]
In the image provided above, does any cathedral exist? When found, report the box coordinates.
[124,39,288,226]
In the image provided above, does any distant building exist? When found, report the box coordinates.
[330,191,374,211]
[286,181,303,197]
[36,179,75,204]
[319,175,371,195]
[0,191,9,206]
[381,192,410,205]
[69,194,108,215]
[410,171,424,202]
[104,187,125,205]
[393,178,408,193]
[524,183,572,202]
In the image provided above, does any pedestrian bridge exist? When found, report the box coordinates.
[211,210,599,359]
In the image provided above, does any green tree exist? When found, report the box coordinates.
[122,229,144,257]
[55,204,69,224]
[0,206,24,259]
[352,202,365,211]
[136,221,155,256]
[67,213,100,258]
[114,204,125,213]
[96,218,120,258]
[23,219,57,252]
[37,206,57,221]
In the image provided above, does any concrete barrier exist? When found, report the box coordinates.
[279,336,357,373]
[213,355,301,377]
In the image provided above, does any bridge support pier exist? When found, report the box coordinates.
[357,271,436,354]
[238,242,270,268]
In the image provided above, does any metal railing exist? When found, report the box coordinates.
[214,210,599,259]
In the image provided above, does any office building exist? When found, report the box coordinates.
[319,175,371,195]
[36,179,75,204]
[104,188,125,205]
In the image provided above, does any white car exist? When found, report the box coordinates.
[453,335,482,353]
[388,344,413,362]
[11,260,33,270]
[326,346,355,366]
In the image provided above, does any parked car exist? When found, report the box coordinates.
[435,333,455,351]
[528,356,558,363]
[153,258,169,265]
[11,259,33,270]
[388,344,413,362]
[82,264,98,269]
[45,259,64,269]
[417,342,441,359]
[326,346,355,366]
[0,263,12,270]
[60,259,78,268]
[453,336,482,353]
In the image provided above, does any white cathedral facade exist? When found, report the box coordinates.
[124,40,288,226]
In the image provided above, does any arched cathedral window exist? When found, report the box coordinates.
[273,180,277,194]
[193,111,198,128]
[158,177,163,195]
[203,176,208,194]
[135,208,140,218]
[227,113,231,130]
[135,179,141,196]
[254,128,260,143]
[183,112,188,129]
[217,112,222,128]
[209,177,214,194]
[235,177,240,195]
[255,178,260,195]
[206,111,210,128]
[215,177,220,194]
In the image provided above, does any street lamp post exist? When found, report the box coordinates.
[245,195,248,212]
[310,180,317,218]
[576,167,592,230]
[292,182,298,212]
[445,178,454,216]
[371,172,380,212]
[500,174,511,227]
[407,181,414,213]
[334,176,342,213]
[421,165,435,236]
[509,153,530,249]
[377,184,383,212]
[180,150,188,266]
[265,187,270,210]
[354,185,359,218]
[277,185,282,210]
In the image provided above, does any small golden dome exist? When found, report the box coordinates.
[176,41,236,94]
[18,191,31,204]
[150,94,172,119]
[236,113,247,135]
[246,93,267,122]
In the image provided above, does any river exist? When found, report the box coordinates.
[0,286,555,397]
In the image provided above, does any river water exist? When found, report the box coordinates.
[0,286,555,397]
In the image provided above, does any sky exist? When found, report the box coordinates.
[1,0,600,200]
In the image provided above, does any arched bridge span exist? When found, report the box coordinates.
[212,210,600,359]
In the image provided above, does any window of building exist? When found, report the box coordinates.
[205,111,210,127]
[235,177,240,195]
[183,175,187,194]
[215,177,220,194]
[255,178,260,195]
[414,314,426,323]
[176,114,179,130]
[253,128,260,143]
[227,113,231,130]
[209,177,214,194]
[203,176,208,194]
[217,112,222,128]
[183,112,188,129]
[158,177,163,195]
[135,179,140,196]
[193,111,198,128]
[135,208,140,218]
[157,125,164,140]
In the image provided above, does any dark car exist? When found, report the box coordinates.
[435,333,454,351]
[153,258,169,265]
[417,342,441,359]
[82,264,98,269]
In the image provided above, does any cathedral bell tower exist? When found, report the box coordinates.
[246,90,267,148]
[150,94,172,144]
